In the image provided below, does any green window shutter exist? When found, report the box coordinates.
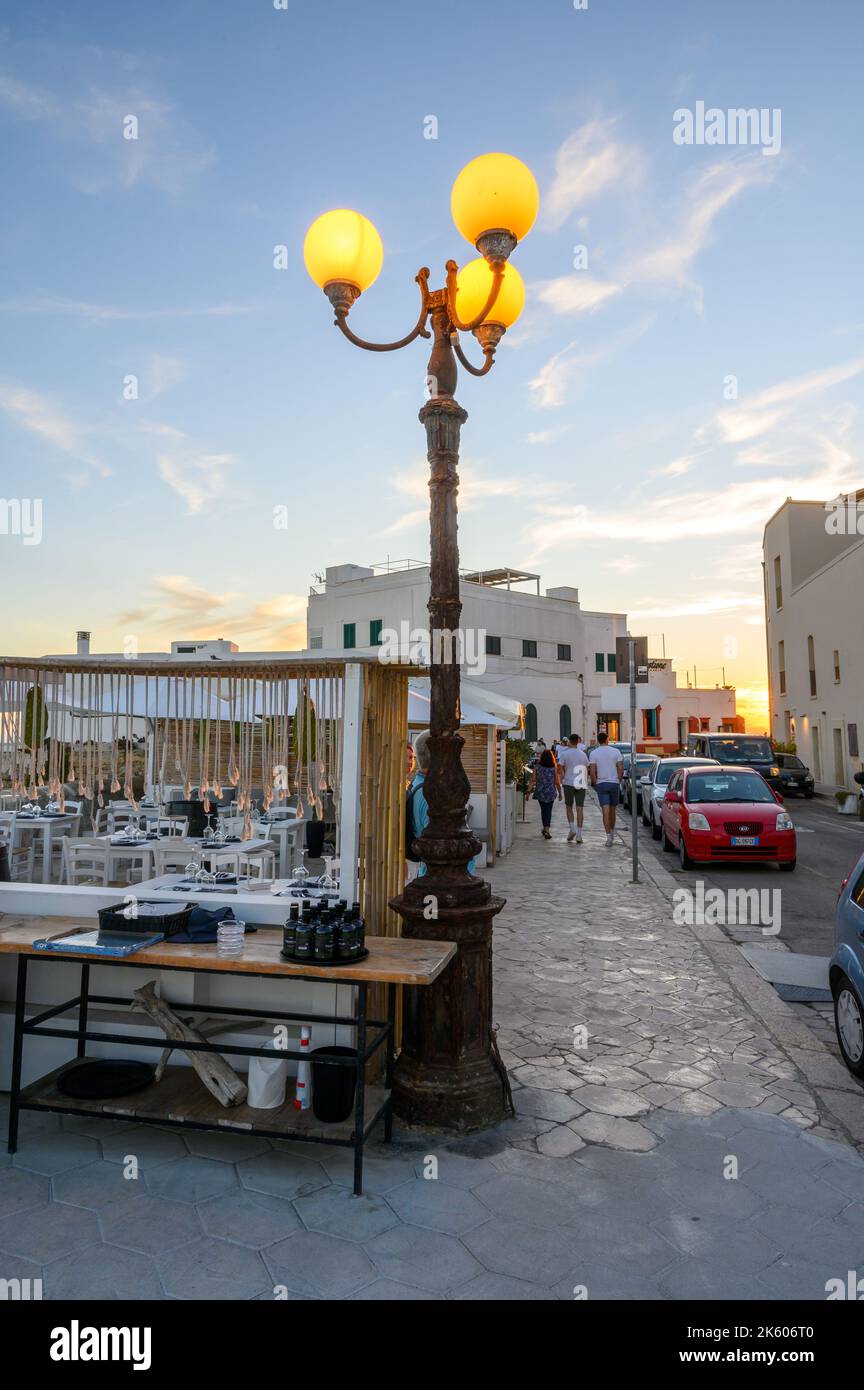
[607,653,617,673]
[595,653,604,672]
[343,622,356,650]
[370,619,383,645]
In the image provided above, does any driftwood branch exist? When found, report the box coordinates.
[153,1015,260,1083]
[131,981,247,1107]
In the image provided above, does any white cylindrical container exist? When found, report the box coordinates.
[247,1037,290,1110]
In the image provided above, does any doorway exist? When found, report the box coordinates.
[598,715,620,741]
[833,726,846,787]
[812,725,822,781]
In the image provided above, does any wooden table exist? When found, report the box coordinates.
[0,916,455,1195]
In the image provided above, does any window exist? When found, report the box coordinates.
[778,640,786,695]
[522,639,537,658]
[595,653,605,672]
[700,717,710,731]
[343,622,356,650]
[807,635,816,697]
[559,705,572,739]
[834,649,841,684]
[557,643,571,662]
[607,653,617,673]
[309,628,323,650]
[485,634,501,656]
[774,555,783,609]
[644,708,659,738]
[524,703,538,742]
[369,618,383,646]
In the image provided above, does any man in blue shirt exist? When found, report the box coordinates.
[409,729,476,877]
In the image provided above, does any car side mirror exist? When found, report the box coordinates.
[773,790,784,804]
[664,790,681,803]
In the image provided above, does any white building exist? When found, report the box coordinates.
[306,562,738,751]
[763,493,864,790]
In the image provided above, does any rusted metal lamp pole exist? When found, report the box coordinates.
[304,154,538,1130]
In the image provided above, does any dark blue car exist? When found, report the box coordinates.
[830,848,864,1076]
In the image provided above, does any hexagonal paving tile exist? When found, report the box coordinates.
[147,1156,239,1205]
[651,1213,782,1271]
[198,1190,301,1247]
[364,1224,482,1293]
[184,1131,272,1163]
[266,1229,376,1298]
[158,1236,272,1300]
[101,1194,203,1255]
[239,1151,328,1200]
[101,1125,189,1168]
[294,1186,398,1242]
[53,1159,149,1217]
[347,1279,443,1300]
[410,1150,500,1190]
[0,1166,49,1221]
[448,1271,555,1300]
[11,1131,99,1176]
[567,1113,658,1152]
[472,1172,584,1228]
[320,1151,417,1195]
[463,1218,586,1287]
[385,1179,489,1236]
[511,1087,585,1124]
[571,1084,651,1118]
[0,1201,99,1263]
[44,1242,166,1301]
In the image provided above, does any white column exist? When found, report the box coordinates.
[338,662,364,903]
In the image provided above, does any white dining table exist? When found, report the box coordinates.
[93,834,277,873]
[13,814,80,884]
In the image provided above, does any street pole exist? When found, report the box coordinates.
[629,637,639,884]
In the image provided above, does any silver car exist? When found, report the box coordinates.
[640,756,720,840]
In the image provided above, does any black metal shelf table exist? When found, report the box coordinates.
[1,918,456,1196]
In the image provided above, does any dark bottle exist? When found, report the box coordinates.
[294,916,314,961]
[336,916,358,960]
[353,902,366,951]
[314,916,335,961]
[281,902,298,959]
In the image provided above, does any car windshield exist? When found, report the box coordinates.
[781,756,805,770]
[686,772,776,804]
[656,760,709,785]
[707,738,773,764]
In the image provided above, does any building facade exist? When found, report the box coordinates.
[763,494,864,790]
[306,562,738,750]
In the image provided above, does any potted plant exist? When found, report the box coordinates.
[835,789,858,815]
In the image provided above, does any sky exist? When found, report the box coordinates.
[1,0,862,730]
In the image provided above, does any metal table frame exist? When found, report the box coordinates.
[7,953,396,1196]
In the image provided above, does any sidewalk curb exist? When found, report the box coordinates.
[635,843,864,1148]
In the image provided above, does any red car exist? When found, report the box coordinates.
[659,764,797,871]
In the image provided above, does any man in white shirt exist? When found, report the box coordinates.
[556,734,589,844]
[588,732,624,846]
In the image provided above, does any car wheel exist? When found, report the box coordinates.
[661,824,675,853]
[834,976,864,1077]
[778,859,796,872]
[678,834,693,869]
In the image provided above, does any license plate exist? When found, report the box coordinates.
[731,836,758,846]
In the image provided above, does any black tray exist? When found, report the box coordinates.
[280,948,370,967]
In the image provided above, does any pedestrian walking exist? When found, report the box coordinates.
[556,733,589,843]
[527,748,561,840]
[588,731,624,847]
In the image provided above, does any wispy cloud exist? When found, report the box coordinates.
[119,579,307,650]
[156,445,236,514]
[0,384,108,478]
[529,315,655,409]
[543,120,642,230]
[0,296,260,322]
[701,356,864,447]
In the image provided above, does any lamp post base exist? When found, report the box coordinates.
[389,888,510,1132]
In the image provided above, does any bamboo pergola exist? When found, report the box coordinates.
[0,654,415,940]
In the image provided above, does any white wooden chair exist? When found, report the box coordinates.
[244,846,277,881]
[106,843,150,885]
[0,812,36,881]
[61,838,109,886]
[153,845,195,877]
[153,816,188,837]
[107,804,136,835]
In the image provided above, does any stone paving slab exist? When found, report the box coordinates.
[2,795,864,1300]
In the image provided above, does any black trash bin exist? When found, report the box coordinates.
[311,1046,357,1124]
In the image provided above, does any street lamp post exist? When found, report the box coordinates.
[304,154,538,1130]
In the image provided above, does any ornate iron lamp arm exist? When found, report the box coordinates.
[332,268,431,352]
[444,258,504,332]
[450,332,495,377]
